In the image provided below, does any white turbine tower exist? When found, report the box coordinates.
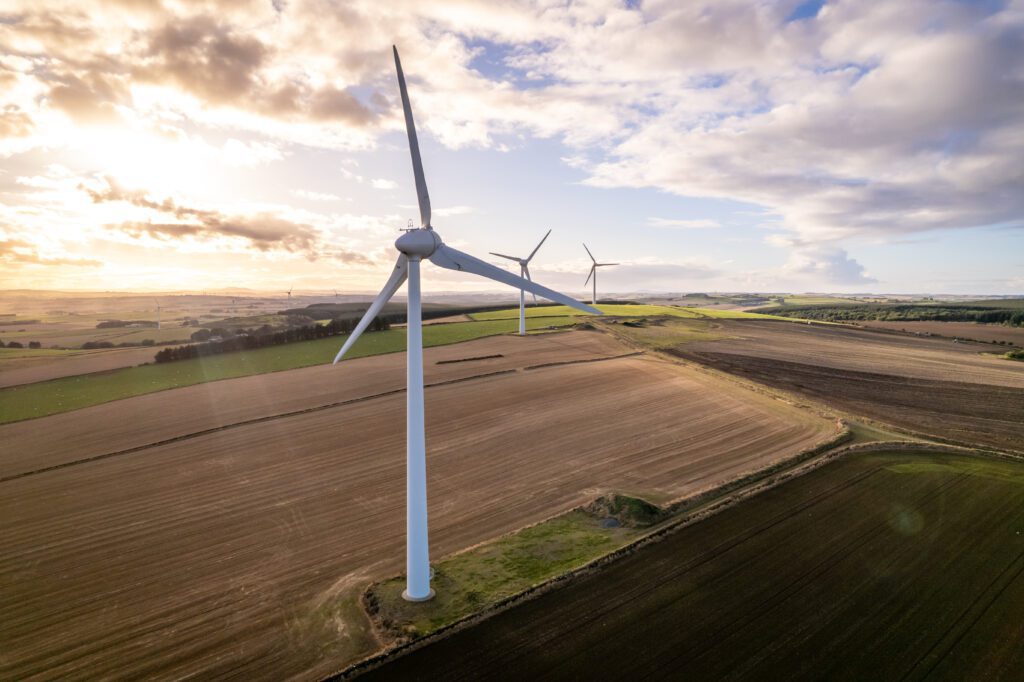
[154,299,161,330]
[489,229,551,336]
[583,244,618,306]
[332,46,600,602]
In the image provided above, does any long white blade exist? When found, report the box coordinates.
[430,244,600,315]
[393,46,431,229]
[584,263,595,286]
[526,229,551,263]
[489,252,521,262]
[583,242,596,263]
[523,263,537,304]
[332,255,408,364]
[598,262,620,266]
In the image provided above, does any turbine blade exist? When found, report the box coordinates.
[393,46,431,229]
[430,245,600,315]
[583,242,596,263]
[488,252,521,262]
[526,229,552,263]
[523,264,537,303]
[598,262,620,266]
[332,255,408,364]
[584,263,595,286]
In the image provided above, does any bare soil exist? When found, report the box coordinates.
[0,346,161,388]
[0,333,835,680]
[857,320,1024,346]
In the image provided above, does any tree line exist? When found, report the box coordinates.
[153,316,392,363]
[761,304,1024,327]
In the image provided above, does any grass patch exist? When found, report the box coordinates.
[365,505,652,642]
[0,317,577,424]
[606,317,727,349]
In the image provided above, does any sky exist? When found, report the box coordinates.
[0,0,1022,296]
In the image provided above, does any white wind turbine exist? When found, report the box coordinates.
[583,243,618,306]
[332,46,600,602]
[154,299,161,330]
[489,229,551,336]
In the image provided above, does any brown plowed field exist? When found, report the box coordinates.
[857,320,1024,346]
[677,352,1024,452]
[0,331,626,480]
[0,348,836,679]
[0,346,160,389]
[680,320,1024,388]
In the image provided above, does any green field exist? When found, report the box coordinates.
[0,316,577,424]
[470,303,788,321]
[364,450,1024,680]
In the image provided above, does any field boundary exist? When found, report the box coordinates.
[523,350,643,371]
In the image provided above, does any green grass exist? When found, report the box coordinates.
[608,318,727,349]
[0,316,577,424]
[367,509,647,640]
[469,303,789,322]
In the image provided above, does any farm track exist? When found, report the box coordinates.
[0,331,836,680]
[362,451,1024,681]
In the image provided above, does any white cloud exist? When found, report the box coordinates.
[370,178,398,190]
[434,205,474,217]
[291,189,346,202]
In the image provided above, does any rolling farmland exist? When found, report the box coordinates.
[0,331,837,679]
[667,320,1024,451]
[363,449,1024,681]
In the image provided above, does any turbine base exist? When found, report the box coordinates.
[402,588,436,602]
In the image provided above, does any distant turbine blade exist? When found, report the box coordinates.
[489,252,521,262]
[430,245,600,315]
[332,255,408,364]
[526,229,551,263]
[583,243,596,263]
[523,264,537,304]
[585,263,595,286]
[393,46,431,229]
[598,262,620,266]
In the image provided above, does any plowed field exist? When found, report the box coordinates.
[0,332,836,679]
[364,450,1024,681]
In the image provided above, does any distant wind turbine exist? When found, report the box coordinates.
[490,229,551,335]
[583,244,618,306]
[332,46,600,602]
[285,287,293,302]
[154,299,161,330]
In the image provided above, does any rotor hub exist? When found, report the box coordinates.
[395,228,441,258]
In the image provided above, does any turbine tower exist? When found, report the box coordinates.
[154,299,161,330]
[285,287,293,302]
[332,46,599,602]
[583,244,618,306]
[489,229,551,335]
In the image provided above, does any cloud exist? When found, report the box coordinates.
[370,178,397,190]
[647,217,721,229]
[769,235,877,285]
[434,205,474,217]
[0,105,33,138]
[85,176,320,255]
[0,238,101,267]
[291,189,345,202]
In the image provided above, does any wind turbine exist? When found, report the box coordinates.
[154,299,161,330]
[583,244,618,306]
[332,46,600,602]
[285,287,293,303]
[489,229,551,336]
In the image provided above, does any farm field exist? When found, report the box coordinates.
[0,316,577,424]
[668,321,1024,452]
[0,330,623,479]
[0,336,837,679]
[857,320,1024,346]
[363,449,1024,681]
[0,346,161,388]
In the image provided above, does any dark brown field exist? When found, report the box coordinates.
[0,331,836,679]
[858,320,1024,346]
[668,320,1024,452]
[363,450,1024,681]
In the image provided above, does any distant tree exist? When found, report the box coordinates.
[190,329,212,342]
[28,341,41,349]
[7,341,23,348]
[141,339,155,346]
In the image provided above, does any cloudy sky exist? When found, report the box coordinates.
[1,0,1022,295]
